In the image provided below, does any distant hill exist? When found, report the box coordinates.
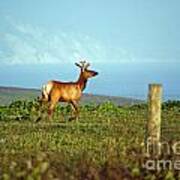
[0,86,143,106]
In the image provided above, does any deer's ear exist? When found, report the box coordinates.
[75,63,81,68]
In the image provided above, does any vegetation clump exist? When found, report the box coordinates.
[0,99,179,179]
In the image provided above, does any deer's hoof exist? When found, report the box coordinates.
[35,117,41,123]
[69,116,77,121]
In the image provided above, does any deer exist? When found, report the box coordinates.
[40,61,98,120]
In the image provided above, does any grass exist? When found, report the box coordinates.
[0,100,180,179]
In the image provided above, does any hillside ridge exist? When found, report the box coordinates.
[0,86,143,105]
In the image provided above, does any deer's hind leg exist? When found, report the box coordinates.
[35,94,49,123]
[48,96,59,119]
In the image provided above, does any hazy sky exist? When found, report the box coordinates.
[0,0,180,98]
[0,0,180,64]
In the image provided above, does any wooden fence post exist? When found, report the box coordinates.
[146,84,162,156]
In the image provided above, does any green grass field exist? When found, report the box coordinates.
[0,98,180,179]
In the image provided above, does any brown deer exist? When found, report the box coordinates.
[41,61,98,120]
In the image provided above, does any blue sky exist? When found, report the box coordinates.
[0,0,180,99]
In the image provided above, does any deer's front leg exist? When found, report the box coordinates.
[70,100,79,121]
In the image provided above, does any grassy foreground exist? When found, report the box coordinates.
[0,100,180,179]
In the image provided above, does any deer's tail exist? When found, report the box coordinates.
[41,81,53,102]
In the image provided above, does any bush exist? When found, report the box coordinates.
[162,100,180,110]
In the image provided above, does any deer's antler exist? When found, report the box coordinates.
[84,62,90,69]
[75,59,90,70]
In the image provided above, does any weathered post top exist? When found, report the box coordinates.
[149,84,162,99]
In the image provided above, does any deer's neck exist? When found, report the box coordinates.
[77,73,87,91]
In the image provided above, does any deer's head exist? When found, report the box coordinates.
[75,60,98,79]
